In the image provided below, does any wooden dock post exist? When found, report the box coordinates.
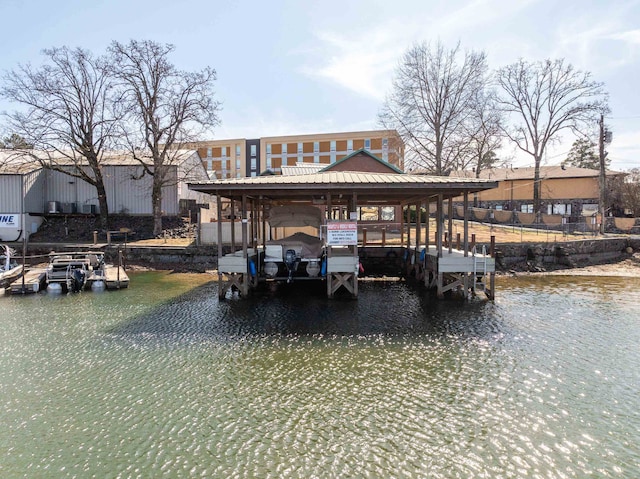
[487,235,496,300]
[381,227,386,246]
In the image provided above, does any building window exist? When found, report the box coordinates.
[282,144,287,155]
[236,145,241,157]
[330,140,336,152]
[381,206,395,221]
[251,171,257,177]
[359,206,379,221]
[550,204,571,215]
[250,144,257,157]
[313,141,319,152]
[266,155,272,169]
[297,142,303,153]
[207,148,212,157]
[347,139,353,153]
[330,152,336,163]
[382,138,389,161]
[251,157,257,171]
[364,138,371,150]
[236,159,241,171]
[221,146,227,157]
[521,204,533,213]
[266,144,272,154]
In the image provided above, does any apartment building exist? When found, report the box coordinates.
[190,130,404,179]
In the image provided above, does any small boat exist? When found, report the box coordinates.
[45,251,129,293]
[0,244,23,289]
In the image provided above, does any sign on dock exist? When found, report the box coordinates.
[327,221,358,246]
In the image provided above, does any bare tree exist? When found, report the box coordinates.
[0,47,118,229]
[379,41,488,175]
[110,40,220,235]
[619,168,640,217]
[495,58,608,218]
[466,90,504,169]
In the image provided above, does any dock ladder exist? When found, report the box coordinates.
[472,245,487,293]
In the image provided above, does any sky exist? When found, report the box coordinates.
[0,0,638,170]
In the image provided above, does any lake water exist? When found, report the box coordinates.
[1,273,639,478]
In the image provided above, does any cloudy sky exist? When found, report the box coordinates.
[1,0,638,170]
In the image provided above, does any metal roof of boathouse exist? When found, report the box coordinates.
[188,171,498,203]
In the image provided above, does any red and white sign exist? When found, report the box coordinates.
[326,221,358,246]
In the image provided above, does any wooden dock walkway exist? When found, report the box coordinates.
[103,265,129,290]
[8,268,46,294]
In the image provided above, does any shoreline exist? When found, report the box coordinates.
[498,255,640,278]
[123,256,640,279]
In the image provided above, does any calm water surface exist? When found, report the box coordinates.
[0,273,639,478]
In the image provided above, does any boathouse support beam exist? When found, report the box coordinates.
[217,195,223,299]
[463,191,469,257]
[425,197,430,251]
[241,195,249,297]
[436,194,444,299]
[230,198,236,250]
[448,195,454,255]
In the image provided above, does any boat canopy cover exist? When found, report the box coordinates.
[268,205,323,229]
[266,232,324,259]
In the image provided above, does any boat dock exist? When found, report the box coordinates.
[102,265,129,289]
[3,249,130,294]
[8,268,46,294]
[188,164,498,300]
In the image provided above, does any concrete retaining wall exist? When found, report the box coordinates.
[19,237,640,274]
[491,237,639,269]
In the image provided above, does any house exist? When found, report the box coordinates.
[450,165,625,218]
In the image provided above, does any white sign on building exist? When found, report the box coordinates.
[0,214,20,229]
[326,221,358,246]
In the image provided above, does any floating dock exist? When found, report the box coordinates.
[8,268,46,294]
[102,265,129,290]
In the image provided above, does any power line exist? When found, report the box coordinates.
[607,115,640,120]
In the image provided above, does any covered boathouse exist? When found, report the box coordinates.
[188,154,498,300]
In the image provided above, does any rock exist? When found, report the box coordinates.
[626,246,634,254]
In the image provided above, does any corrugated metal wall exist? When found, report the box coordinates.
[2,161,190,217]
[23,169,45,212]
[0,175,22,212]
[178,151,212,204]
[45,166,179,215]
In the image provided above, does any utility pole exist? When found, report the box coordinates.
[598,113,611,235]
[598,114,605,234]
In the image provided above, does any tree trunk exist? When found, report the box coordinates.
[96,181,110,231]
[474,167,481,207]
[533,155,542,222]
[152,178,163,236]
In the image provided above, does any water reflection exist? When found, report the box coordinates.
[1,273,639,478]
[105,280,507,344]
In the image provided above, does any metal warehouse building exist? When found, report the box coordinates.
[0,150,211,241]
